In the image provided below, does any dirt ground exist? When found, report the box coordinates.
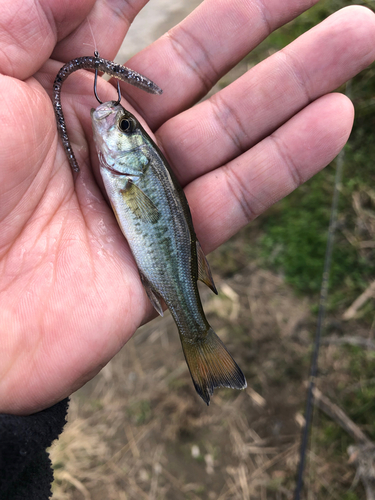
[50,263,303,499]
[50,244,372,499]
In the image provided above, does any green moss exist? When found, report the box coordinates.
[342,493,362,500]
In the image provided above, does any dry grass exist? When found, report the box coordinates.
[50,263,374,499]
[50,266,313,499]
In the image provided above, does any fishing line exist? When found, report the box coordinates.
[294,81,351,500]
[85,17,98,53]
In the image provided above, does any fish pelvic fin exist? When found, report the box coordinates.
[180,327,247,405]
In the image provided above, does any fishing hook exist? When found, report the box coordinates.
[94,50,122,105]
[53,51,161,173]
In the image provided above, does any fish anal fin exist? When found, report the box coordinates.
[121,180,160,223]
[196,241,218,294]
[139,273,164,316]
[179,327,247,405]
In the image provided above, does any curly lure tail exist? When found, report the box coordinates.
[180,327,247,405]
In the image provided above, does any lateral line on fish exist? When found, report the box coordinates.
[52,53,162,174]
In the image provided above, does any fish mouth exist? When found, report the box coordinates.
[91,105,114,121]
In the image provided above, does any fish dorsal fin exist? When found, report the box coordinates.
[196,241,218,294]
[139,273,164,316]
[120,180,160,223]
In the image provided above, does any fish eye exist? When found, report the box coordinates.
[118,117,134,133]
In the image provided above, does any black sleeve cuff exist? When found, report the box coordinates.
[0,398,69,499]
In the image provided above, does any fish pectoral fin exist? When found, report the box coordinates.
[120,180,160,223]
[139,273,164,317]
[196,241,218,294]
[179,326,247,405]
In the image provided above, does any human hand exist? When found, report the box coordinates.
[0,0,374,414]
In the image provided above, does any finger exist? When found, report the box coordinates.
[0,0,94,79]
[0,0,148,80]
[52,0,149,63]
[158,6,375,186]
[120,0,318,126]
[185,93,354,253]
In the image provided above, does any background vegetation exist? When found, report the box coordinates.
[51,1,375,499]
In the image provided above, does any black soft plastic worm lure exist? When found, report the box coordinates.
[52,51,162,173]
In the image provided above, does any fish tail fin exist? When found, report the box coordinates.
[180,327,247,405]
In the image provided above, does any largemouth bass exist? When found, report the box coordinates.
[91,101,247,404]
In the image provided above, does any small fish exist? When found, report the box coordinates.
[91,101,247,404]
[52,53,247,404]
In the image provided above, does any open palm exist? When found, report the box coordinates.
[1,0,374,414]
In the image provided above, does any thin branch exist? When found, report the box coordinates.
[323,336,375,350]
[343,281,375,320]
[312,386,370,445]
